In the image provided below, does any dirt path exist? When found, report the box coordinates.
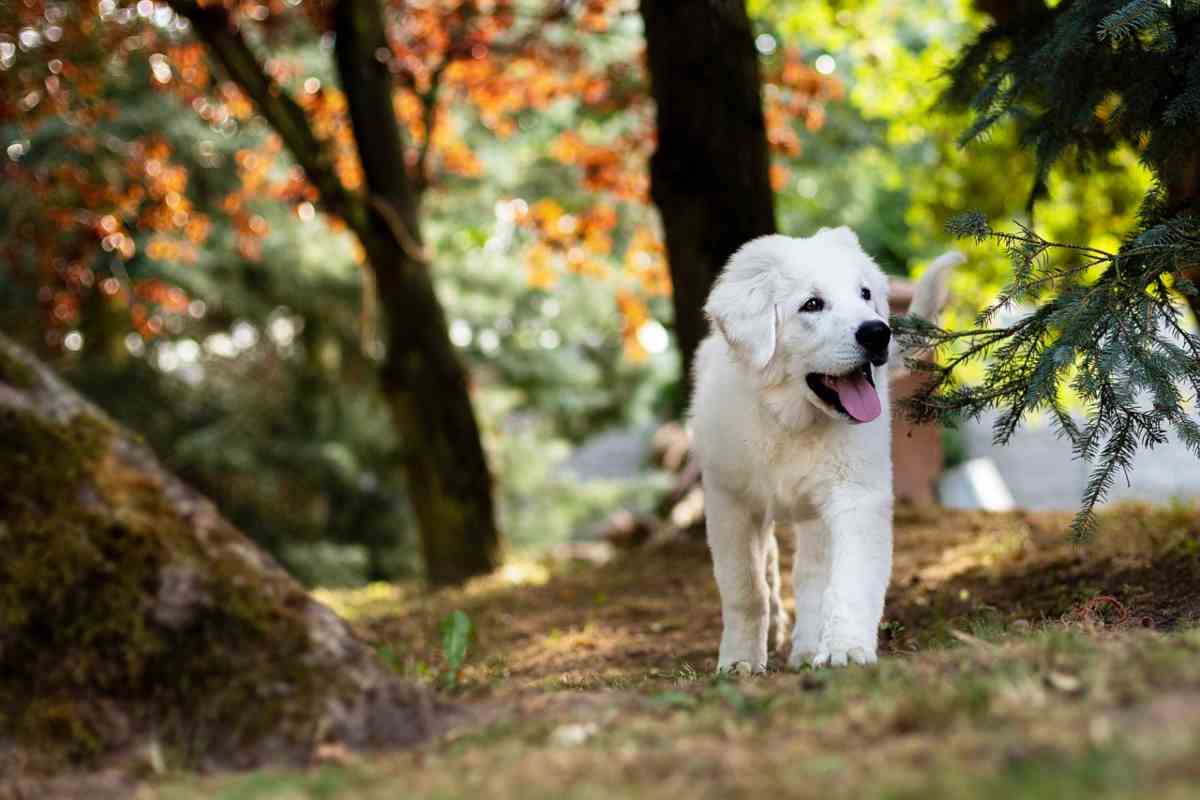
[333,504,1200,697]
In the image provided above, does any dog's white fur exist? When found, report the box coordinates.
[690,228,961,672]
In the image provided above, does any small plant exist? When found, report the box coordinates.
[376,644,402,674]
[439,610,474,690]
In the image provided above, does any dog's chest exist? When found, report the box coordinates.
[760,437,825,498]
[756,425,871,515]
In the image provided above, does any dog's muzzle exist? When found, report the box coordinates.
[856,321,891,367]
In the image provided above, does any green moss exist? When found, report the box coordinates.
[0,407,328,767]
[0,343,37,390]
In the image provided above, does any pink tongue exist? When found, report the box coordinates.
[825,372,881,423]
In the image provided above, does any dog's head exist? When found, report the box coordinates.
[704,228,891,424]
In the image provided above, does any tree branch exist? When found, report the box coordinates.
[333,0,423,242]
[413,59,448,197]
[407,0,571,194]
[166,0,366,230]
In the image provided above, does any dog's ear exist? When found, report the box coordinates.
[869,267,890,318]
[816,226,861,250]
[705,242,781,370]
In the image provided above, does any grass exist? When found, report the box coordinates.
[21,503,1200,798]
[159,628,1200,799]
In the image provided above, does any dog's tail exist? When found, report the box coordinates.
[907,250,964,322]
[891,250,964,377]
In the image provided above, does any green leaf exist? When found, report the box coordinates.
[376,644,401,673]
[440,610,473,688]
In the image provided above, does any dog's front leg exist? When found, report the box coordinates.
[788,516,831,668]
[812,488,892,667]
[706,485,770,674]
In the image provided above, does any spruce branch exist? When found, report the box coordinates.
[900,212,1200,538]
[1096,0,1166,44]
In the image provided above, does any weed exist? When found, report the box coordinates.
[439,610,473,690]
[376,644,402,674]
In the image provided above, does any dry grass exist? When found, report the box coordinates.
[25,503,1200,799]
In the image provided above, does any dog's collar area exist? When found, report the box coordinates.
[805,364,879,424]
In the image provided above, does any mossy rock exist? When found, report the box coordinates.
[0,335,448,771]
[0,341,36,389]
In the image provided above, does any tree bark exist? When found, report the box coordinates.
[639,0,777,400]
[973,0,1046,26]
[169,0,501,585]
[1162,149,1200,326]
[333,0,502,586]
[0,334,449,770]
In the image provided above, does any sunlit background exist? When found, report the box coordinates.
[0,0,1155,585]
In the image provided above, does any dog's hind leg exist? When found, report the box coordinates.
[764,523,790,656]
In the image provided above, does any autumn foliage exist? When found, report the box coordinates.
[1,0,840,360]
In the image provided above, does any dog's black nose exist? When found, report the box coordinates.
[856,320,891,357]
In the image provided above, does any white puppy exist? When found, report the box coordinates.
[690,228,961,672]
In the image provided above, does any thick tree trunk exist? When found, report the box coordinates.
[639,0,777,398]
[0,335,449,771]
[973,0,1046,26]
[1184,272,1200,327]
[171,0,501,586]
[1163,149,1200,326]
[376,260,503,585]
[333,0,501,586]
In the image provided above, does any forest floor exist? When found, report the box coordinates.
[79,505,1200,797]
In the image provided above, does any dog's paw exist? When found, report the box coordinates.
[769,610,792,655]
[716,660,766,677]
[809,645,877,669]
[786,647,815,671]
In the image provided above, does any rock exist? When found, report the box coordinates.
[0,334,451,772]
[939,457,1017,511]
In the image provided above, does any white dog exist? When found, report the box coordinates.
[690,228,961,672]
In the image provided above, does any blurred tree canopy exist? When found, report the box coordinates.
[0,0,1165,583]
[0,0,686,584]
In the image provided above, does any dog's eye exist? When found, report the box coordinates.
[799,297,825,313]
[861,287,872,301]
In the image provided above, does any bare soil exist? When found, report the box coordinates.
[342,503,1200,696]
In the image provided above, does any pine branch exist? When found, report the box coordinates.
[905,211,1200,539]
[1071,415,1135,541]
[1097,0,1167,44]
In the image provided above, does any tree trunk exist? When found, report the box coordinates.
[639,0,777,399]
[0,334,449,771]
[1163,149,1200,326]
[973,0,1046,26]
[333,0,502,586]
[170,0,502,586]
